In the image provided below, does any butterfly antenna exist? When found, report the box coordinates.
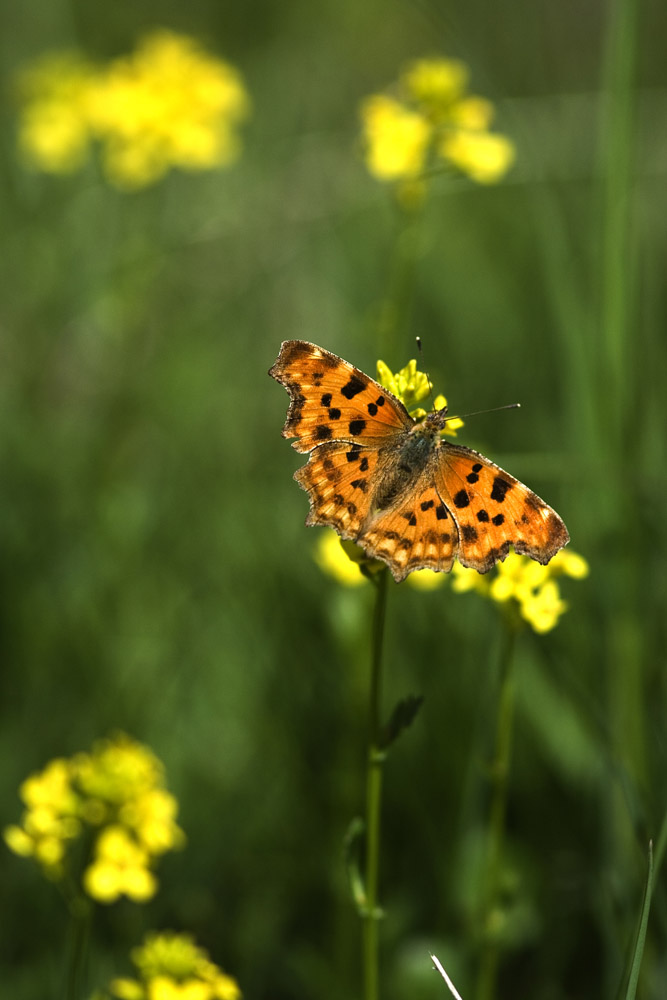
[445,402,521,425]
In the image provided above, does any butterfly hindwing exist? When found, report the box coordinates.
[435,442,569,573]
[269,340,411,454]
[295,442,381,537]
[359,482,458,581]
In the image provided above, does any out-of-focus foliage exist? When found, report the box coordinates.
[1,2,666,999]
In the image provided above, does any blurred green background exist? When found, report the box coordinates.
[1,1,666,998]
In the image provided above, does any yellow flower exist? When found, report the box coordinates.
[439,130,516,184]
[3,757,81,877]
[407,569,446,591]
[109,933,241,1000]
[401,58,468,113]
[548,549,589,580]
[16,53,95,172]
[376,358,463,434]
[15,31,250,189]
[120,788,185,854]
[315,531,368,587]
[360,55,514,191]
[451,550,587,634]
[519,579,568,633]
[84,825,157,903]
[87,30,249,190]
[360,95,431,181]
[449,96,494,131]
[451,561,491,596]
[5,733,183,900]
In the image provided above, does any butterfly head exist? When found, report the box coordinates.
[418,405,450,436]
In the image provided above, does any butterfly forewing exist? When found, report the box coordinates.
[435,443,569,573]
[269,340,411,453]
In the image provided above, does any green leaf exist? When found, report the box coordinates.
[624,840,653,1000]
[381,694,424,749]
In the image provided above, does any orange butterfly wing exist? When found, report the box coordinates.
[269,340,411,453]
[295,442,384,538]
[357,482,458,578]
[270,340,569,583]
[435,442,569,574]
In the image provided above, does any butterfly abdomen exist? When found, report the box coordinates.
[374,428,435,512]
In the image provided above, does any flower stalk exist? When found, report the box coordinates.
[363,566,389,1000]
[476,617,518,1000]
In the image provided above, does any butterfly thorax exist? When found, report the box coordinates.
[374,411,445,512]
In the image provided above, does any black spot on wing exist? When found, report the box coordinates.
[453,489,470,508]
[349,419,366,436]
[491,477,512,503]
[477,510,489,523]
[462,524,478,543]
[315,424,332,440]
[341,375,367,399]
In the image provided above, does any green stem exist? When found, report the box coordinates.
[377,201,425,361]
[64,895,92,1000]
[476,620,518,1000]
[363,567,389,1000]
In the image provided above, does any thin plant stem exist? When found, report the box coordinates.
[475,619,518,1000]
[363,566,389,1000]
[64,894,92,1000]
[377,201,426,361]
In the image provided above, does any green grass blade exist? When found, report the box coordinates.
[624,841,653,1000]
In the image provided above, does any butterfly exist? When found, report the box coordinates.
[269,341,569,582]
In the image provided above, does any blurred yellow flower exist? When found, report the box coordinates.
[16,53,95,172]
[84,826,157,903]
[3,757,81,878]
[108,932,241,1000]
[452,549,588,633]
[15,31,250,189]
[406,569,446,591]
[315,531,368,587]
[360,95,431,181]
[439,130,515,185]
[401,58,468,113]
[360,56,515,193]
[4,733,184,903]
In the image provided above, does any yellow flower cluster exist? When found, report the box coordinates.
[376,356,462,432]
[4,733,184,903]
[452,549,589,632]
[360,57,515,194]
[108,932,241,1000]
[16,30,250,189]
